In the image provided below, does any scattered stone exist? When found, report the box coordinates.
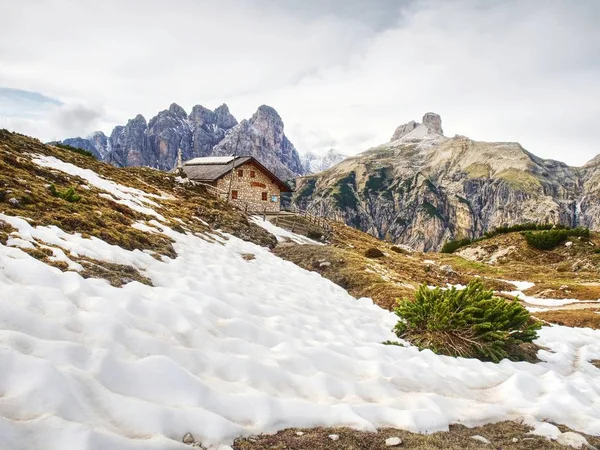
[565,241,574,247]
[385,436,402,446]
[8,197,19,207]
[295,431,304,436]
[512,437,519,443]
[319,261,331,268]
[182,432,195,444]
[470,435,491,444]
[440,264,455,274]
[241,253,256,261]
[556,432,592,449]
[328,434,340,441]
[560,285,569,291]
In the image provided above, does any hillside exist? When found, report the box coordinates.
[273,216,600,324]
[1,131,600,450]
[290,113,598,251]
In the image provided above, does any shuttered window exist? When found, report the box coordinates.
[237,170,243,177]
[231,190,238,200]
[261,192,267,201]
[250,171,256,178]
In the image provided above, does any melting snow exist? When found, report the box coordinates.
[251,216,323,245]
[0,161,599,449]
[32,155,168,221]
[502,280,600,307]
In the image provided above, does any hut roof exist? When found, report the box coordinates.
[182,156,291,192]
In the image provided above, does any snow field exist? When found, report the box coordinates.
[0,156,598,449]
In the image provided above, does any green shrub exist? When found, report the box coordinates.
[441,223,585,253]
[483,222,555,238]
[49,184,81,202]
[441,238,472,253]
[393,281,541,362]
[365,247,385,258]
[52,142,96,158]
[307,230,323,241]
[523,227,590,250]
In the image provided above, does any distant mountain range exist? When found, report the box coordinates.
[301,149,347,174]
[58,104,344,180]
[290,112,600,251]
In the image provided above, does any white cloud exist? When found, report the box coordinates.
[0,0,598,165]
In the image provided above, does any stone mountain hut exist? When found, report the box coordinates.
[181,156,292,212]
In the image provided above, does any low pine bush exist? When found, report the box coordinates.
[365,247,385,258]
[441,238,472,253]
[49,184,81,202]
[392,281,541,362]
[52,142,96,158]
[522,227,589,250]
[307,230,323,240]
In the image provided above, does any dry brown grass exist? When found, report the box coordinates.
[275,222,516,310]
[275,218,600,314]
[535,309,600,330]
[0,129,276,286]
[455,232,600,292]
[0,130,276,254]
[0,219,17,245]
[231,421,600,450]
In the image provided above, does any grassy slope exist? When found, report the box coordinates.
[275,218,600,328]
[0,130,276,285]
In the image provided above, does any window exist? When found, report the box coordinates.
[237,169,243,177]
[261,192,267,201]
[231,190,238,200]
[250,170,256,178]
[271,194,278,202]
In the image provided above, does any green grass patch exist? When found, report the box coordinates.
[49,184,82,202]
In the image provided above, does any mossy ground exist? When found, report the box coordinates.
[232,421,600,450]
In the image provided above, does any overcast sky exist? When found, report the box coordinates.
[1,0,599,165]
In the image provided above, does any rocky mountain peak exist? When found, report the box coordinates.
[169,103,188,118]
[301,148,347,174]
[58,102,303,178]
[212,104,305,179]
[390,120,419,141]
[214,103,237,129]
[390,113,444,142]
[189,105,214,126]
[422,112,443,135]
[252,105,283,127]
[131,114,147,126]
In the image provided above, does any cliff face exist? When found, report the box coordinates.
[59,104,305,178]
[291,113,592,251]
[211,105,305,180]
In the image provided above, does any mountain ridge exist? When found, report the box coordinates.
[60,103,306,179]
[290,112,599,251]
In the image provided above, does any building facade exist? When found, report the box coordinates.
[181,156,291,213]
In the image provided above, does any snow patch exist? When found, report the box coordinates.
[251,216,323,245]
